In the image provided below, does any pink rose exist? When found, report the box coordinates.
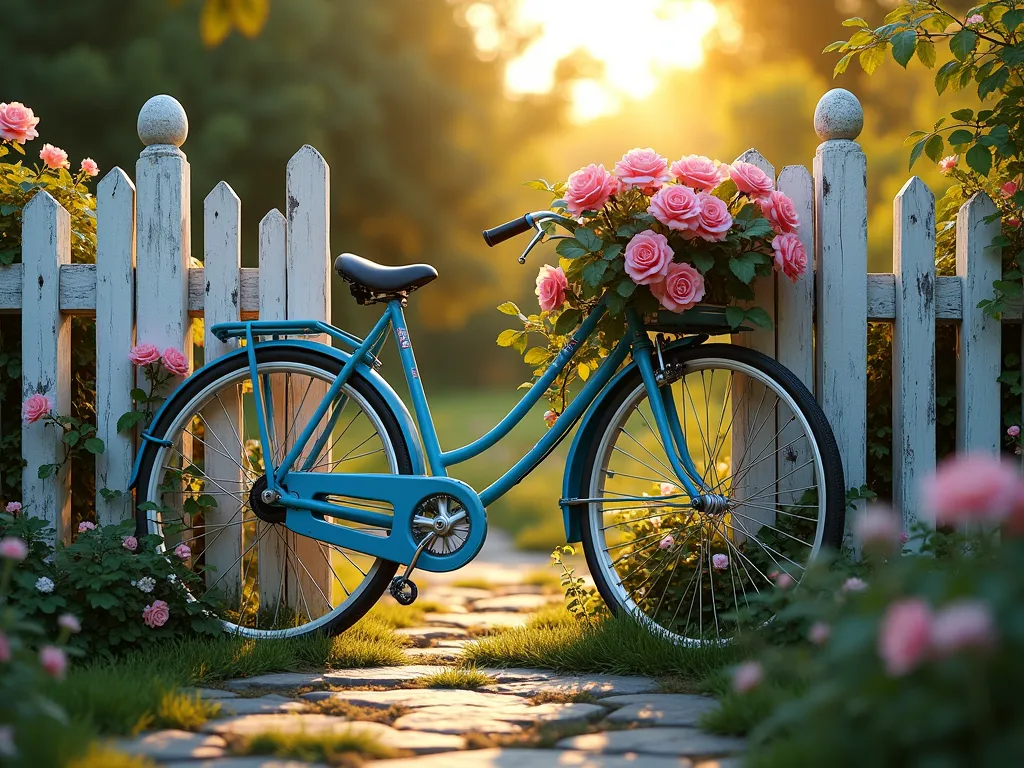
[809,621,831,646]
[760,191,800,234]
[650,262,705,313]
[564,163,617,216]
[670,155,723,190]
[923,454,1022,526]
[1008,425,1021,437]
[731,661,763,693]
[0,632,9,663]
[175,543,191,560]
[728,162,774,199]
[694,193,733,242]
[841,577,868,593]
[900,532,909,545]
[1010,218,1022,229]
[615,148,670,194]
[22,393,53,424]
[939,155,958,175]
[772,233,808,282]
[129,343,161,366]
[123,536,138,552]
[58,614,81,634]
[712,553,729,570]
[535,265,568,312]
[658,534,674,549]
[543,410,558,428]
[878,598,932,676]
[648,185,701,232]
[854,506,902,551]
[5,501,21,514]
[659,483,677,497]
[0,537,27,561]
[39,645,67,680]
[143,600,170,628]
[162,347,189,376]
[78,521,96,533]
[774,572,795,589]
[1001,181,1018,198]
[39,143,70,170]
[931,600,996,656]
[0,102,40,144]
[80,158,100,177]
[624,231,673,285]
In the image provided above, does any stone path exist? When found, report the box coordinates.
[114,531,744,767]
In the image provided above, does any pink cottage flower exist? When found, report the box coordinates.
[21,393,52,424]
[728,162,774,199]
[624,231,673,285]
[651,262,706,313]
[122,536,138,552]
[1001,181,1018,198]
[772,233,808,282]
[809,621,831,646]
[564,163,618,217]
[0,632,9,662]
[923,454,1022,526]
[0,101,40,144]
[129,343,161,365]
[39,144,70,170]
[648,185,702,232]
[80,158,99,177]
[939,155,958,175]
[143,600,170,628]
[1009,425,1021,437]
[731,661,764,693]
[878,598,933,676]
[5,501,21,514]
[615,148,670,194]
[760,191,800,234]
[694,193,733,242]
[39,645,67,680]
[535,264,568,311]
[670,154,723,190]
[931,600,996,656]
[174,543,191,560]
[78,521,96,533]
[854,506,902,551]
[0,537,27,561]
[58,614,81,634]
[659,482,677,497]
[162,347,189,376]
[841,576,868,593]
[543,410,558,428]
[658,534,675,549]
[712,553,729,570]
[774,572,795,589]
[965,14,985,26]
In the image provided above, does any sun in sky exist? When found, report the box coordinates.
[466,0,725,122]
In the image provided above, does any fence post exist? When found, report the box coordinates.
[202,181,243,590]
[956,192,1001,455]
[95,168,137,525]
[813,88,868,538]
[285,145,332,613]
[21,192,71,541]
[892,178,936,532]
[257,208,288,611]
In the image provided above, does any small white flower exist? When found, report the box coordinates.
[167,573,177,583]
[136,576,156,593]
[35,576,54,593]
[130,580,137,587]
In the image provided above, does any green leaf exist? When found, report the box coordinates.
[950,29,977,62]
[84,438,105,455]
[950,108,975,122]
[891,30,916,67]
[924,134,945,164]
[555,238,588,260]
[117,410,146,433]
[916,37,936,68]
[577,363,590,382]
[496,329,519,347]
[859,45,888,75]
[834,52,855,77]
[523,347,549,365]
[822,41,847,54]
[842,17,869,28]
[38,463,55,479]
[728,253,760,284]
[130,388,148,402]
[966,144,992,176]
[197,494,218,507]
[691,251,715,273]
[978,67,1009,100]
[575,227,603,252]
[725,306,746,329]
[1004,9,1024,32]
[1000,43,1024,66]
[582,259,609,287]
[948,129,974,146]
[65,430,80,447]
[711,179,738,202]
[616,280,637,297]
[935,60,960,94]
[602,243,623,261]
[554,309,582,335]
[496,301,521,316]
[745,307,774,330]
[524,179,553,192]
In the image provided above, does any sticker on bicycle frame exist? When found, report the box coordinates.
[411,367,419,378]
[397,328,410,349]
[562,338,579,355]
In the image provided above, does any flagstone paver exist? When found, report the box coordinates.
[391,701,607,734]
[423,611,529,631]
[161,760,329,768]
[481,668,660,697]
[393,626,469,647]
[470,593,562,612]
[187,688,240,700]
[558,727,746,757]
[599,694,721,726]
[114,731,228,761]
[372,748,695,767]
[402,646,464,662]
[215,694,308,716]
[299,688,529,709]
[223,665,449,691]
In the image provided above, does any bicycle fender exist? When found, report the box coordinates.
[128,340,426,488]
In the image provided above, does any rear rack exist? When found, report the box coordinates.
[210,320,383,369]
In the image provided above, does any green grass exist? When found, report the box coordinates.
[66,744,157,768]
[416,666,497,689]
[450,576,497,590]
[231,728,400,766]
[364,599,445,629]
[462,608,741,682]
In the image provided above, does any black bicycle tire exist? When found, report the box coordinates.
[133,345,413,638]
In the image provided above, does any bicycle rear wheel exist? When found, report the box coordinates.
[133,345,412,638]
[579,343,845,646]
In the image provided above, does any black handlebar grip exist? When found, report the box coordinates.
[482,215,532,247]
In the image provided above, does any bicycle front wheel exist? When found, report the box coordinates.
[133,345,412,639]
[580,343,845,646]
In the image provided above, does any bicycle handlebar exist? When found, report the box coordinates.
[482,215,534,247]
[482,211,578,264]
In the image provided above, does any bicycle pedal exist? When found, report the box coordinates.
[389,576,418,606]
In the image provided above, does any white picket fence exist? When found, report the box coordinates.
[4,89,1016,547]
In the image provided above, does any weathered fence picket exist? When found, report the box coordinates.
[8,88,1019,573]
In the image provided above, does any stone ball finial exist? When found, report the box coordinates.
[137,95,188,148]
[814,88,864,141]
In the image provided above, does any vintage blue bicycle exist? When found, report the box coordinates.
[131,211,845,646]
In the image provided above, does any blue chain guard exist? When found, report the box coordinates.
[281,473,487,572]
